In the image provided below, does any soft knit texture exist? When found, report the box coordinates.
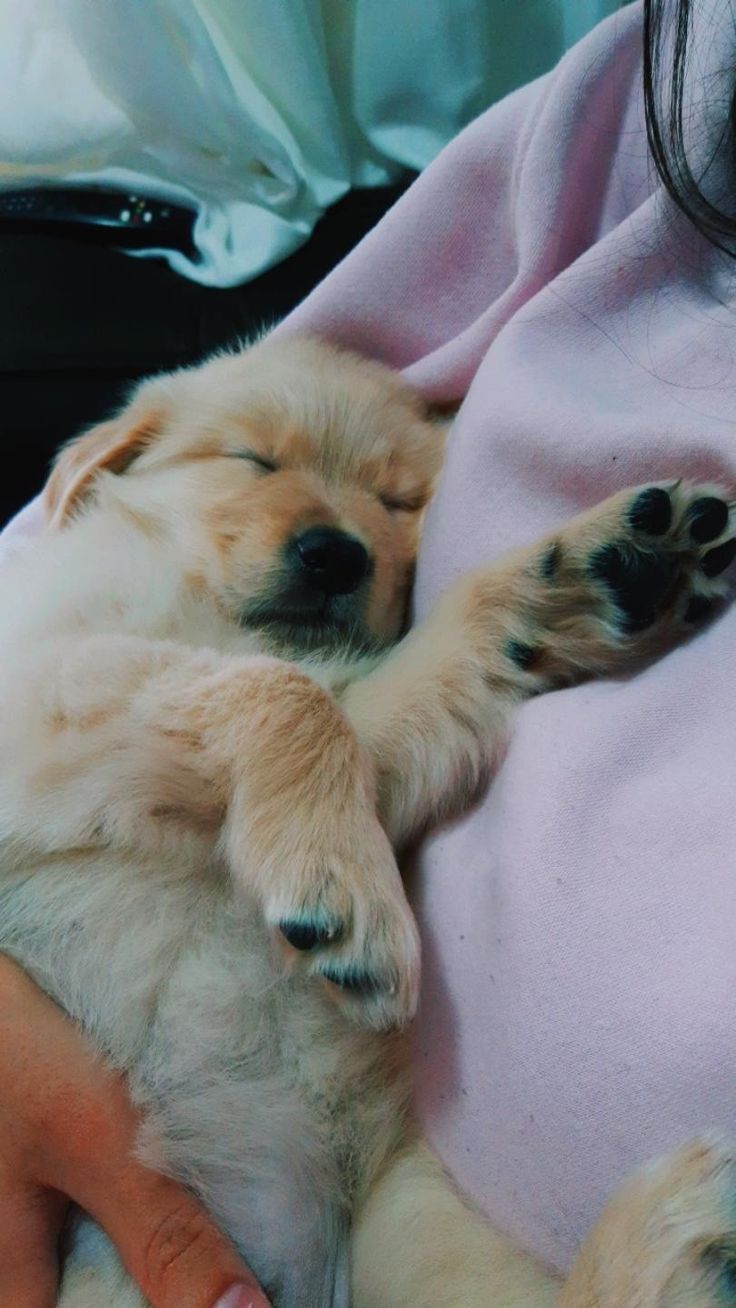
[4,1,736,1272]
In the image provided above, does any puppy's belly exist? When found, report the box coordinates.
[0,858,354,1308]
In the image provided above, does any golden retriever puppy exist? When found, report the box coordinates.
[0,334,734,1308]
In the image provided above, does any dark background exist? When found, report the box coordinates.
[1,183,409,526]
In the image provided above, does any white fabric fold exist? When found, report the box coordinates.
[0,0,624,285]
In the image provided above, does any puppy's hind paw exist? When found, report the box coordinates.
[564,1135,736,1308]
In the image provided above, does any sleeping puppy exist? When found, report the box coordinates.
[0,334,735,1307]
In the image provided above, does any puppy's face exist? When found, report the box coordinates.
[45,337,447,655]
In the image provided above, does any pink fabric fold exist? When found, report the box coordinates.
[4,1,736,1271]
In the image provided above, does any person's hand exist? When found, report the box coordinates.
[0,956,270,1308]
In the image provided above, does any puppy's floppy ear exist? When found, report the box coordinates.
[44,400,161,529]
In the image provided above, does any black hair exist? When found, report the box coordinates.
[643,0,736,252]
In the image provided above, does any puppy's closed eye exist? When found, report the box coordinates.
[378,493,425,514]
[229,449,280,474]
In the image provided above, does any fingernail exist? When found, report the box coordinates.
[214,1287,262,1308]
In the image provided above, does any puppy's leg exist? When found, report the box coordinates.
[353,1134,736,1308]
[0,636,418,1026]
[352,1140,560,1308]
[342,481,735,843]
[560,1135,736,1307]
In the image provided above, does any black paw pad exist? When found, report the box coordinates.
[684,595,716,624]
[280,918,341,951]
[590,543,671,629]
[506,639,539,670]
[628,487,672,536]
[319,964,381,997]
[702,538,736,577]
[688,497,729,544]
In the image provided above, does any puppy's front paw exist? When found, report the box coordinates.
[267,818,420,1030]
[584,481,735,634]
[563,1135,736,1308]
[503,481,735,687]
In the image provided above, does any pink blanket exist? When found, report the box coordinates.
[4,1,736,1272]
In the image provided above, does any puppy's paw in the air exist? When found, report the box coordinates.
[511,481,735,686]
[266,822,420,1031]
[563,1135,736,1307]
[585,481,735,634]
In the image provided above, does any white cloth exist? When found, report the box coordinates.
[0,0,624,286]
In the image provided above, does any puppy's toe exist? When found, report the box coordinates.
[702,538,736,578]
[279,911,343,952]
[628,485,673,535]
[310,890,421,1030]
[686,496,730,544]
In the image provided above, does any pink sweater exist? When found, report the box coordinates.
[5,2,735,1271]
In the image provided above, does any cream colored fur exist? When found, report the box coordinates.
[0,335,734,1307]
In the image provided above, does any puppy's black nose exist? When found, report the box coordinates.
[295,528,370,596]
